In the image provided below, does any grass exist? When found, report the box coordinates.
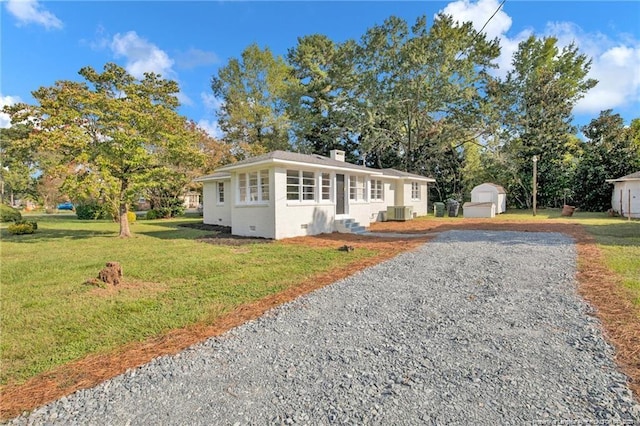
[0,215,375,386]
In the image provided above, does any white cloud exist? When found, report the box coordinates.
[441,0,640,114]
[441,0,512,40]
[575,44,640,114]
[0,95,23,129]
[176,48,219,70]
[5,0,63,30]
[440,0,528,78]
[197,119,223,139]
[198,93,224,138]
[110,31,175,79]
[201,92,224,112]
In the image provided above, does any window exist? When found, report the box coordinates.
[411,182,420,200]
[217,182,224,203]
[238,170,269,204]
[321,173,331,201]
[302,171,315,200]
[349,175,365,201]
[260,170,269,201]
[370,179,383,201]
[287,169,316,201]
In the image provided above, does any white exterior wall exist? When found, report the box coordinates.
[367,179,394,222]
[612,181,640,218]
[230,168,275,238]
[273,167,336,239]
[404,181,428,217]
[202,181,231,226]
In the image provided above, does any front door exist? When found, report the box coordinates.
[336,174,345,215]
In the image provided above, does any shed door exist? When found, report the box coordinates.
[336,174,345,215]
[477,192,493,203]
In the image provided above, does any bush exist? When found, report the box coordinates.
[15,220,38,230]
[1,204,22,222]
[7,222,36,235]
[145,209,159,220]
[127,211,137,224]
[75,202,110,220]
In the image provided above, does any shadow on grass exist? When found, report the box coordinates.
[1,228,116,243]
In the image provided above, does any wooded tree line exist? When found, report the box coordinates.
[211,13,640,210]
[2,13,639,237]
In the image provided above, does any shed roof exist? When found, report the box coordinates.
[472,183,506,194]
[605,171,640,183]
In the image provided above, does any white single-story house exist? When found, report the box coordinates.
[470,183,506,214]
[196,150,436,239]
[606,171,640,218]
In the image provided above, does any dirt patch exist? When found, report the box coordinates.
[180,223,274,246]
[1,219,638,420]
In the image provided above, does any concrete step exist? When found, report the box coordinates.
[335,218,367,234]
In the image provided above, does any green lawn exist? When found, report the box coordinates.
[0,215,374,385]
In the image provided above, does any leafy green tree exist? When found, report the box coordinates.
[490,36,597,207]
[573,111,640,211]
[0,124,37,206]
[286,35,360,161]
[211,44,295,152]
[352,14,500,200]
[5,63,205,237]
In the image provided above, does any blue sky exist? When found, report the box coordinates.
[2,0,639,137]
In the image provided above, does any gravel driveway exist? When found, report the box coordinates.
[9,230,639,425]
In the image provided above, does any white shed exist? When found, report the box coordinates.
[606,171,640,218]
[470,183,506,214]
[462,202,496,218]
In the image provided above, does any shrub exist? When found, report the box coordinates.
[7,222,36,235]
[15,220,38,230]
[1,204,22,222]
[127,211,137,224]
[145,209,159,220]
[75,202,110,220]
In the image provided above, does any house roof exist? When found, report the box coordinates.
[473,183,506,194]
[198,150,436,182]
[194,172,231,182]
[605,171,640,183]
[380,168,436,182]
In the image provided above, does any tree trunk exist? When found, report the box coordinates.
[119,201,131,237]
[119,181,131,238]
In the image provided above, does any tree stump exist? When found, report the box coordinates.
[97,261,123,286]
[561,205,576,217]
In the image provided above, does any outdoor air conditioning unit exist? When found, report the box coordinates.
[387,206,413,221]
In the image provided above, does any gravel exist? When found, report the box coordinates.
[8,230,639,425]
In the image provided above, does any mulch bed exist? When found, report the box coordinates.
[1,219,638,420]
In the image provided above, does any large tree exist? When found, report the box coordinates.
[573,111,640,211]
[0,124,37,206]
[5,63,205,237]
[352,14,500,199]
[286,35,360,161]
[211,44,295,153]
[490,36,597,208]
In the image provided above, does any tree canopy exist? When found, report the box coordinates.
[4,63,207,236]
